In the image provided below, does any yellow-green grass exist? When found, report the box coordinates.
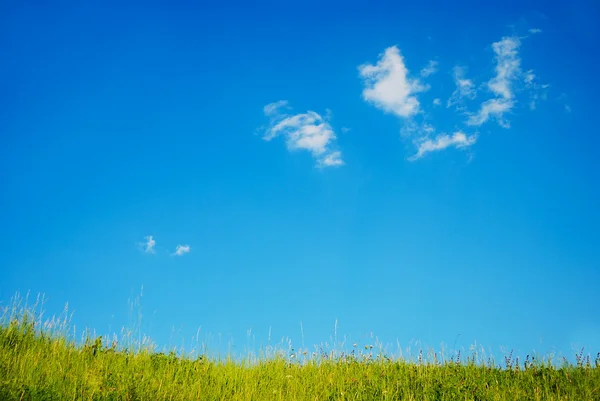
[1,295,599,401]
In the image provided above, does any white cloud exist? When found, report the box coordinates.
[400,120,435,139]
[262,101,343,167]
[565,104,572,113]
[447,66,476,108]
[528,100,537,110]
[467,98,514,128]
[341,127,351,133]
[320,151,344,167]
[469,36,522,127]
[269,113,331,153]
[173,244,190,256]
[524,70,535,85]
[433,98,441,106]
[143,236,155,254]
[523,69,550,110]
[263,100,289,116]
[420,60,439,77]
[359,46,427,118]
[529,28,542,34]
[409,131,477,161]
[488,36,521,100]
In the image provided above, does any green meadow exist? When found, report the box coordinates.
[1,294,599,401]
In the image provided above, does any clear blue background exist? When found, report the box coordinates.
[1,0,598,363]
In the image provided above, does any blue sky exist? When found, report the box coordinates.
[1,0,599,363]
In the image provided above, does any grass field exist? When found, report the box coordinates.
[1,294,599,401]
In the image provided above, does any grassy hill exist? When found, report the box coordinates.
[1,297,599,400]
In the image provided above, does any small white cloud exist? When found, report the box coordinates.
[565,104,572,113]
[358,46,427,118]
[173,244,190,256]
[400,120,435,139]
[143,236,156,254]
[524,70,550,110]
[341,127,351,133]
[529,28,542,34]
[469,36,522,127]
[433,98,441,106]
[524,70,535,85]
[467,98,514,128]
[262,101,343,167]
[263,100,289,116]
[488,36,521,100]
[268,113,331,153]
[320,151,344,167]
[420,60,439,77]
[529,100,537,110]
[409,131,477,161]
[447,66,476,109]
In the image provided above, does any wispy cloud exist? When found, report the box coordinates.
[524,70,536,85]
[524,69,550,110]
[173,244,190,256]
[468,36,522,127]
[420,60,439,77]
[143,235,156,254]
[467,98,514,128]
[400,120,435,138]
[321,151,344,167]
[529,28,542,34]
[359,46,427,118]
[557,93,571,113]
[488,36,521,99]
[433,98,441,106]
[263,100,290,116]
[409,131,477,161]
[261,101,344,168]
[447,66,476,109]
